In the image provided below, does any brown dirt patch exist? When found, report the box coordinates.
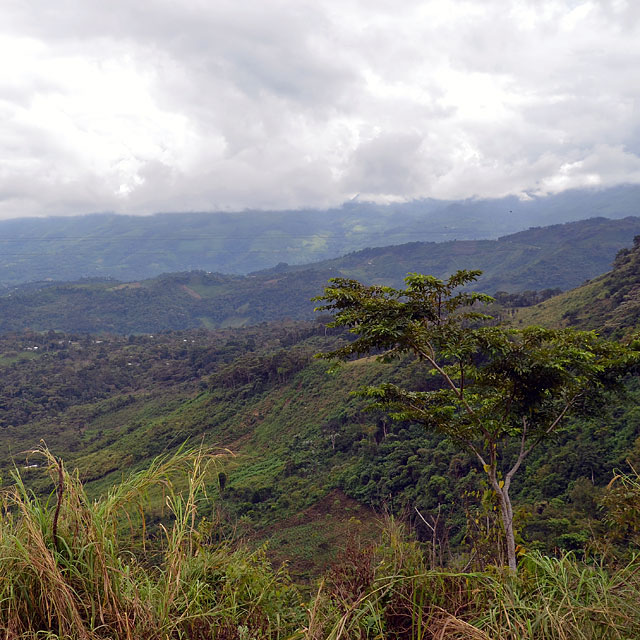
[180,285,203,299]
[256,489,381,582]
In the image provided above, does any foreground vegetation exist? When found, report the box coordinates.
[2,446,639,639]
[1,315,639,581]
[3,234,640,636]
[315,269,640,571]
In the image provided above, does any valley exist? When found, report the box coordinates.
[2,219,640,578]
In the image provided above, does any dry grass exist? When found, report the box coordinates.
[299,519,640,640]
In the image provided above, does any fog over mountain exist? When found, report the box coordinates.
[1,185,639,284]
[2,1,640,220]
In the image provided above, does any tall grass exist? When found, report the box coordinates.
[302,520,640,640]
[0,445,302,639]
[1,451,639,639]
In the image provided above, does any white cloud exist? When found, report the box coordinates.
[0,0,639,218]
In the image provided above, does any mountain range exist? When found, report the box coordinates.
[1,183,639,285]
[2,215,640,334]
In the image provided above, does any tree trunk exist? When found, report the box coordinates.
[496,485,517,572]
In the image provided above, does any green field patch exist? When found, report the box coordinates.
[107,282,142,291]
[0,351,41,365]
[220,315,250,328]
[198,316,218,329]
[188,283,230,298]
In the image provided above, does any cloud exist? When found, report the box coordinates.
[0,0,639,218]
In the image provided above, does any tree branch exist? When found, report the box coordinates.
[504,416,528,490]
[467,441,489,470]
[412,343,474,413]
[521,394,580,461]
[502,395,582,492]
[414,345,496,446]
[414,506,435,533]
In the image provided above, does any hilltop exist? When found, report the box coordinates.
[260,215,640,292]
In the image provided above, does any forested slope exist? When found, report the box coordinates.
[2,307,639,579]
[3,216,640,334]
[263,216,640,293]
[516,234,640,334]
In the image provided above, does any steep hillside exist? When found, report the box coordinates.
[515,235,640,334]
[0,324,397,578]
[1,184,639,285]
[2,217,640,334]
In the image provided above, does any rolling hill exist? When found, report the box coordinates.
[2,192,640,634]
[515,234,640,335]
[2,216,640,334]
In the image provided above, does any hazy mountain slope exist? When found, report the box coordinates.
[264,216,640,293]
[1,184,639,285]
[2,216,640,334]
[515,236,640,334]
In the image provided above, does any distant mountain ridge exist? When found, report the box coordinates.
[1,184,639,286]
[259,216,640,293]
[2,216,640,334]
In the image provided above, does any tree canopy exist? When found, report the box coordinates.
[315,270,640,571]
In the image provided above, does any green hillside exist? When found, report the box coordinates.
[515,235,640,335]
[2,314,639,581]
[3,221,640,637]
[2,258,640,637]
[0,323,388,580]
[3,216,640,334]
[265,216,640,292]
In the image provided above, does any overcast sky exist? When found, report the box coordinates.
[1,0,640,219]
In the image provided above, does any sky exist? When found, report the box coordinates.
[1,0,640,220]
